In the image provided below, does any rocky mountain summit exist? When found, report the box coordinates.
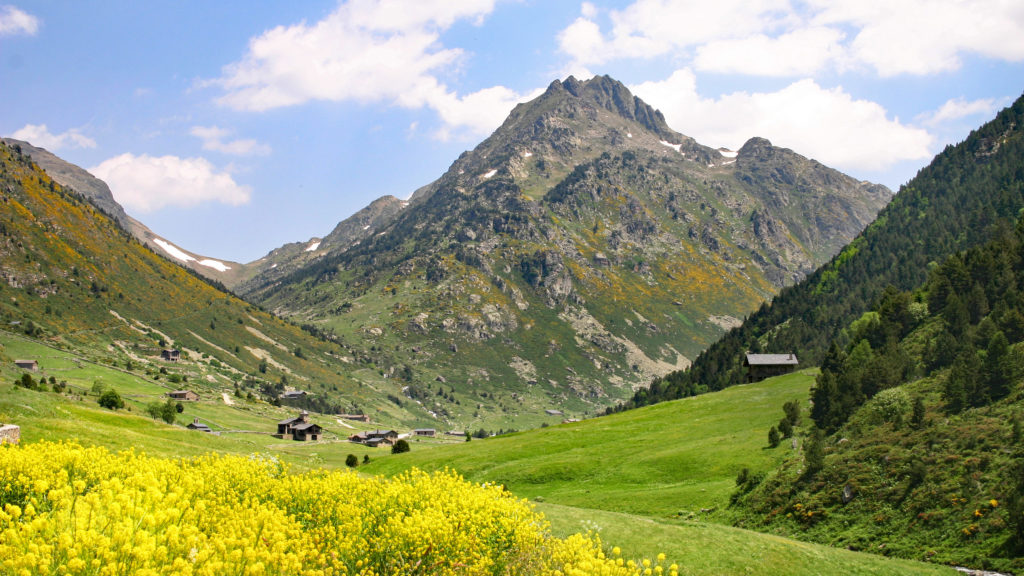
[231,75,890,423]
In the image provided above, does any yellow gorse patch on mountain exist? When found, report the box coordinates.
[0,442,665,576]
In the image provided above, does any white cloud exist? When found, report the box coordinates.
[811,0,1024,76]
[428,85,543,140]
[694,26,846,76]
[190,125,271,156]
[209,0,523,138]
[559,0,1024,77]
[631,70,933,172]
[0,5,39,36]
[918,97,1000,127]
[89,154,251,213]
[9,124,96,151]
[560,0,793,70]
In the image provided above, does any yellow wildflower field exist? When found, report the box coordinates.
[0,442,667,576]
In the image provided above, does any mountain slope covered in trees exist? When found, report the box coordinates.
[621,93,1024,409]
[729,216,1024,572]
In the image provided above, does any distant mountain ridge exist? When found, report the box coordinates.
[228,75,891,427]
[0,137,245,286]
[5,75,892,427]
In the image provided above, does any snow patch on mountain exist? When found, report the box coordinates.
[659,140,682,153]
[198,259,230,272]
[153,238,194,263]
[482,169,497,179]
[305,241,321,252]
[718,148,738,158]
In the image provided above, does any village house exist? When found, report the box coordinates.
[275,411,322,441]
[744,353,799,383]
[160,349,180,362]
[281,390,309,400]
[186,418,212,433]
[168,390,199,402]
[545,409,563,416]
[348,429,398,446]
[412,428,436,437]
[14,359,37,371]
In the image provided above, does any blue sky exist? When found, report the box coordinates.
[2,1,1023,263]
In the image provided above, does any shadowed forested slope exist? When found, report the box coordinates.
[619,93,1024,409]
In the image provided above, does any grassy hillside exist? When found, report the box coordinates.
[363,370,817,518]
[0,331,412,471]
[1,350,953,574]
[539,503,952,576]
[0,140,444,427]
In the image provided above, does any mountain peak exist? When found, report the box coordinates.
[541,75,675,140]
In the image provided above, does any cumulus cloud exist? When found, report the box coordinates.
[0,5,39,36]
[560,0,794,70]
[10,124,96,151]
[694,26,846,76]
[89,154,251,213]
[209,0,526,138]
[812,0,1024,76]
[631,70,933,171]
[918,97,1000,127]
[190,125,271,156]
[559,0,1024,77]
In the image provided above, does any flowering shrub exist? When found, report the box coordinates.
[0,442,666,575]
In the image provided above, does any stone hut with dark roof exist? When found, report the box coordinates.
[275,410,322,441]
[743,353,799,383]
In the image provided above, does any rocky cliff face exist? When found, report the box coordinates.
[235,75,890,425]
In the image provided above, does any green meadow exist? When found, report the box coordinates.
[0,341,955,574]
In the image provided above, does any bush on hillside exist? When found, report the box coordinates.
[392,439,410,454]
[97,388,124,410]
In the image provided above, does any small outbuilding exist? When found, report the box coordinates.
[281,390,309,400]
[186,418,212,433]
[744,353,799,383]
[14,360,37,371]
[160,349,180,362]
[168,390,199,402]
[412,428,436,437]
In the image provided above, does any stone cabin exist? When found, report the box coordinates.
[168,390,199,402]
[275,411,322,441]
[744,353,799,383]
[14,360,37,371]
[0,424,20,445]
[412,428,436,437]
[281,390,309,400]
[160,349,180,362]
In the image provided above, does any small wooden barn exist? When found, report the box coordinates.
[744,353,799,383]
[275,411,322,441]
